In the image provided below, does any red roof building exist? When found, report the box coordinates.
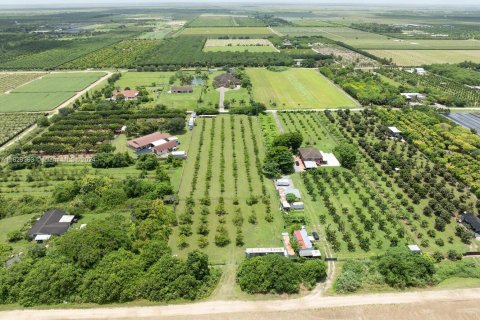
[294,230,306,249]
[112,90,139,100]
[153,140,178,155]
[128,132,170,151]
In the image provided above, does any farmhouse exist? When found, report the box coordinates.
[128,132,170,151]
[298,147,324,166]
[462,213,480,235]
[27,210,75,242]
[152,140,178,156]
[294,227,313,250]
[213,73,241,88]
[128,132,179,156]
[111,90,139,101]
[171,86,193,93]
[244,247,287,258]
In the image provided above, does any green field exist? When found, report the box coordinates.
[292,19,338,27]
[188,15,265,27]
[274,26,480,50]
[203,45,278,53]
[0,72,105,113]
[368,50,480,66]
[247,68,358,109]
[178,27,274,37]
[171,115,283,264]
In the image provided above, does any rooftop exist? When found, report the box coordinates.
[27,210,73,237]
[388,126,402,134]
[128,132,170,149]
[298,147,323,161]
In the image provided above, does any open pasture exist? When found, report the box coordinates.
[0,72,105,112]
[0,73,45,93]
[274,26,480,50]
[171,115,282,264]
[367,50,480,66]
[247,68,358,109]
[177,27,274,37]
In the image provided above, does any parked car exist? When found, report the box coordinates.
[312,231,320,241]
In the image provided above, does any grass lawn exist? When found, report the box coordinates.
[0,214,36,243]
[247,68,358,109]
[170,115,283,264]
[178,27,274,37]
[203,46,278,53]
[0,72,106,113]
[116,71,221,111]
[0,72,45,93]
[367,50,480,66]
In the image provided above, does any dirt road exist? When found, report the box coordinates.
[2,287,480,320]
[0,72,112,153]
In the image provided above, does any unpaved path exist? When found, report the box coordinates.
[2,287,480,320]
[216,85,240,113]
[0,72,112,153]
[270,110,284,133]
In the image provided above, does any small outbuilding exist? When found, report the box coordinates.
[170,151,187,159]
[462,213,480,234]
[276,179,290,187]
[171,86,193,94]
[291,202,304,210]
[298,147,324,165]
[245,247,287,258]
[408,244,421,254]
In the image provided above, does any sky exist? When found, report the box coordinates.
[1,0,479,5]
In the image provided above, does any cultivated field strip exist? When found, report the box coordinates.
[171,115,282,264]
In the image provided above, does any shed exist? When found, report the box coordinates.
[171,86,193,93]
[298,147,324,164]
[462,213,480,234]
[299,249,321,258]
[408,244,421,253]
[245,247,287,258]
[388,127,402,134]
[284,187,301,199]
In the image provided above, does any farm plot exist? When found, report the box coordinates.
[203,39,278,53]
[0,73,46,93]
[274,26,480,50]
[247,68,358,109]
[367,50,480,66]
[62,40,160,69]
[278,111,476,258]
[188,15,265,27]
[312,44,378,67]
[177,27,274,37]
[0,113,42,146]
[171,115,282,264]
[0,72,105,113]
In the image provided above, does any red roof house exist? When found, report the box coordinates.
[127,132,170,151]
[112,90,139,101]
[153,140,178,155]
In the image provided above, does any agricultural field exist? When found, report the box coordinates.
[247,68,359,109]
[138,21,184,39]
[63,40,160,69]
[312,44,378,67]
[115,71,221,110]
[379,68,480,107]
[274,26,480,50]
[0,35,133,70]
[203,39,278,53]
[0,73,46,93]
[367,50,480,66]
[177,27,274,37]
[0,72,105,112]
[188,15,265,27]
[292,19,338,27]
[171,115,283,264]
[0,113,42,146]
[278,111,477,258]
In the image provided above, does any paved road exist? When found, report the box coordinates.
[1,287,479,320]
[0,72,112,153]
